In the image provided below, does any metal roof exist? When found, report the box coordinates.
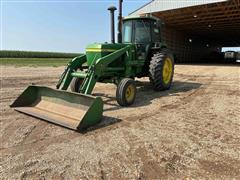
[128,0,240,47]
[130,0,228,16]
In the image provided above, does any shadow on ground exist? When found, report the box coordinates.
[86,81,201,132]
[133,80,202,107]
[94,81,202,112]
[60,80,201,133]
[82,116,122,133]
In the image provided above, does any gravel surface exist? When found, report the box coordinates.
[1,64,240,179]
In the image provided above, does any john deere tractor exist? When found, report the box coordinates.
[11,0,174,131]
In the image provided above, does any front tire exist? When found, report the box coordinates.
[149,50,174,91]
[116,78,137,106]
[70,77,83,92]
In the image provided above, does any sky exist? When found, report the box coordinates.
[1,0,239,53]
[221,47,240,52]
[1,0,148,53]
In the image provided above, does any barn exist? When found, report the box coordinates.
[130,0,240,63]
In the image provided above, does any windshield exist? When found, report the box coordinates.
[122,19,152,44]
[134,20,151,43]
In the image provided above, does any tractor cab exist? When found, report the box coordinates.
[122,16,163,60]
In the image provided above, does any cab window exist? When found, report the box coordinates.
[123,21,132,43]
[134,20,151,43]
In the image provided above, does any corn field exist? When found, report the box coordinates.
[0,50,82,58]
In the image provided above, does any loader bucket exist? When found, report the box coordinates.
[10,86,103,131]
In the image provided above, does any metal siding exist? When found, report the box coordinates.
[130,0,228,16]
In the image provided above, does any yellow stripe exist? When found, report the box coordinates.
[86,48,116,52]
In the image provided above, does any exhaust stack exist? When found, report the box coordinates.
[108,6,117,44]
[118,0,123,43]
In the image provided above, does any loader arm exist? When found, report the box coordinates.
[56,55,87,90]
[79,45,132,94]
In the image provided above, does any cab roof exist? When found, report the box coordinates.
[123,16,158,22]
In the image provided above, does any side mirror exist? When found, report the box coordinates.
[156,20,161,27]
[156,20,164,28]
[160,21,166,28]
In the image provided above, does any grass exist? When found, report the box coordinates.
[0,58,71,67]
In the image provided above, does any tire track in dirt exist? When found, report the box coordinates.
[0,67,232,146]
[1,79,205,149]
[1,65,240,179]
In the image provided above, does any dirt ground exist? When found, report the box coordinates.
[1,64,240,179]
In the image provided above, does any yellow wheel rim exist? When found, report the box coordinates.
[125,84,135,102]
[163,58,173,84]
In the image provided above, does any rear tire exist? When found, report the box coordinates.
[149,50,174,91]
[70,77,83,92]
[116,78,136,106]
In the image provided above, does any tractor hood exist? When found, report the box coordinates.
[85,43,129,66]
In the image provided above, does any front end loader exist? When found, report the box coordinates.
[11,0,175,131]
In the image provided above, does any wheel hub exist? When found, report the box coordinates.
[125,85,135,102]
[163,58,173,84]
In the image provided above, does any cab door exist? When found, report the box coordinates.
[133,19,152,60]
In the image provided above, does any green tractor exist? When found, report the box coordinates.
[11,1,174,131]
